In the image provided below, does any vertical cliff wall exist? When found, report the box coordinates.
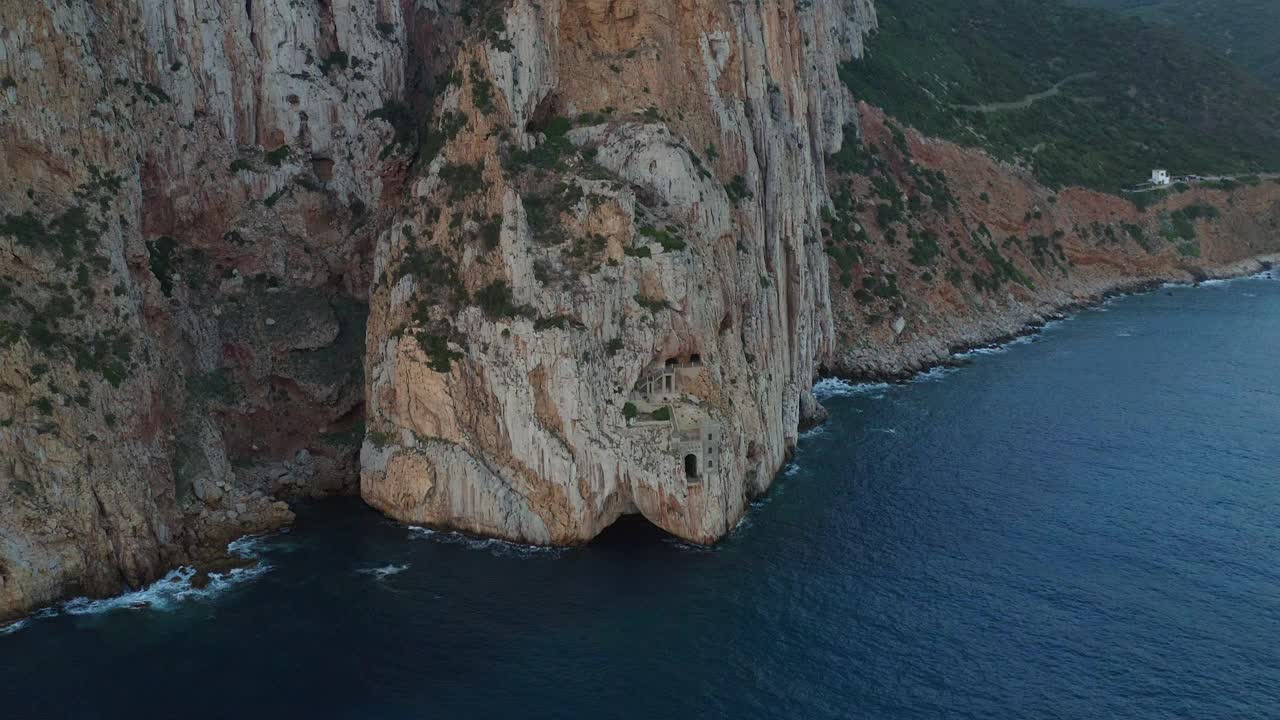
[0,0,404,621]
[3,0,1275,626]
[0,0,877,620]
[359,0,877,543]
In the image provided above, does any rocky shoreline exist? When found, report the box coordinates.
[3,0,1277,623]
[824,254,1278,385]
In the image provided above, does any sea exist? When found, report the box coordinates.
[2,273,1278,719]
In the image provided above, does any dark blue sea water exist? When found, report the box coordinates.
[3,275,1279,719]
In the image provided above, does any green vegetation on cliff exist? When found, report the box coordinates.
[1073,1,1280,90]
[840,0,1280,191]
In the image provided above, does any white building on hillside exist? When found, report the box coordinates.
[1151,169,1171,186]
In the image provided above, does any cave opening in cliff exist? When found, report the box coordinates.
[591,514,676,546]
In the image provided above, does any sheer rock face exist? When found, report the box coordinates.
[0,0,875,618]
[359,0,878,544]
[3,0,1277,626]
[0,0,402,621]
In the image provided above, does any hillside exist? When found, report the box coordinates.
[1074,1,1280,89]
[840,0,1280,192]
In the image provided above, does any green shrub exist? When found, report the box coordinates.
[416,333,462,373]
[470,61,496,114]
[639,225,686,252]
[622,402,638,421]
[318,51,349,76]
[725,175,753,203]
[634,294,667,312]
[146,236,179,296]
[909,231,941,266]
[265,145,292,166]
[440,162,486,201]
[475,281,531,319]
[1,206,96,262]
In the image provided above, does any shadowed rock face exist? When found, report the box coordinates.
[5,0,1275,622]
[0,0,877,618]
[0,0,402,621]
[358,0,879,544]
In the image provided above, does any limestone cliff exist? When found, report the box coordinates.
[0,0,879,620]
[3,0,1278,626]
[359,0,878,544]
[0,0,404,621]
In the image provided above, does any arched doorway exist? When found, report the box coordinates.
[684,454,699,480]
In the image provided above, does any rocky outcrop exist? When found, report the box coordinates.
[360,0,878,544]
[0,0,878,620]
[3,0,1277,625]
[823,105,1280,379]
[0,0,403,621]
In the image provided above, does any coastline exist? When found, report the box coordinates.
[5,255,1276,633]
[821,253,1279,386]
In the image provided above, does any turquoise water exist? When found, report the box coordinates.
[3,275,1279,719]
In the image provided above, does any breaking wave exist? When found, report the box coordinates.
[407,526,564,558]
[2,535,274,632]
[952,334,1036,360]
[912,366,956,384]
[356,564,410,580]
[813,377,891,399]
[799,423,827,439]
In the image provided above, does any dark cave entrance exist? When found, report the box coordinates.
[684,454,699,480]
[591,513,674,546]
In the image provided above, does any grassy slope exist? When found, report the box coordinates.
[1074,0,1280,89]
[839,0,1280,192]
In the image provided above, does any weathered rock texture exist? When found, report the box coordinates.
[0,0,404,621]
[3,0,1278,624]
[360,0,879,544]
[823,105,1280,378]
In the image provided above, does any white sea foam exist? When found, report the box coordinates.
[1162,270,1274,291]
[407,526,563,558]
[3,607,57,635]
[799,424,827,440]
[952,334,1035,360]
[813,377,892,399]
[869,427,898,435]
[12,535,274,623]
[356,563,410,580]
[61,557,270,616]
[912,366,956,383]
